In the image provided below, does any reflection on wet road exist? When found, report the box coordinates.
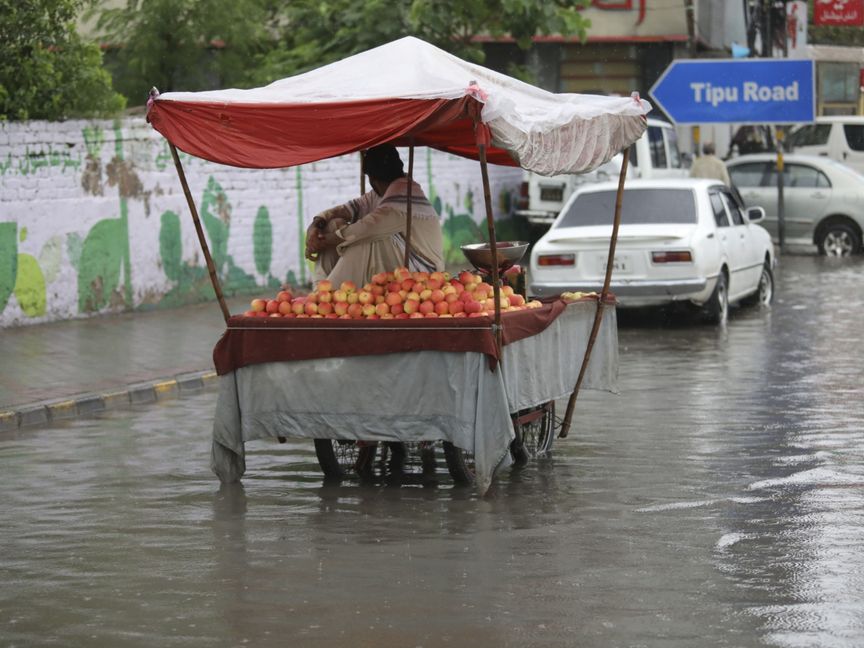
[1,256,863,647]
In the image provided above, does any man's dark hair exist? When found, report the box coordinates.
[702,142,716,156]
[364,145,405,183]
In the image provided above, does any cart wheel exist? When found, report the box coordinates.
[442,442,476,486]
[378,441,439,485]
[313,439,377,480]
[514,401,556,461]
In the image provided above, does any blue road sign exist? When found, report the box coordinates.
[649,59,815,125]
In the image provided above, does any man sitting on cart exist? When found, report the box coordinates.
[305,144,445,288]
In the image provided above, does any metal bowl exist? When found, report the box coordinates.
[460,241,529,273]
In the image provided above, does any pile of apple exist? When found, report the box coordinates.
[243,267,544,319]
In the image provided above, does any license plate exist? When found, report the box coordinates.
[540,186,564,202]
[602,256,630,273]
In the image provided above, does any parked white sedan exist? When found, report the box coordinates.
[529,179,776,325]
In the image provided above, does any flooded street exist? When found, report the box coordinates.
[2,255,863,648]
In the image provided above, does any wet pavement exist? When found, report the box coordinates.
[1,255,863,647]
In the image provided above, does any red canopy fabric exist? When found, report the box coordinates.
[148,95,517,169]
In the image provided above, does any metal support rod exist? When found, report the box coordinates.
[478,143,502,351]
[559,148,630,438]
[360,150,366,194]
[403,143,415,268]
[169,143,231,324]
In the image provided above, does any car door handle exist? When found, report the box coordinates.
[811,192,826,199]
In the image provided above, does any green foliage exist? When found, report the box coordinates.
[252,0,591,84]
[0,0,125,120]
[90,0,272,101]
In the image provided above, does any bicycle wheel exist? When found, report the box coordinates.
[442,441,476,486]
[511,402,556,465]
[313,439,377,480]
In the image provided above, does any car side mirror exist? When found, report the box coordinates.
[747,207,766,223]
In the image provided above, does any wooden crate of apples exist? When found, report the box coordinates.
[243,267,545,320]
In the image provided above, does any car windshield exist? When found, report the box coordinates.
[554,188,697,228]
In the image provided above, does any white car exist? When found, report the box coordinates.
[529,179,775,325]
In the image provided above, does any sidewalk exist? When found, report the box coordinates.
[0,295,253,431]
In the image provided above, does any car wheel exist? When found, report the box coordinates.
[741,262,774,307]
[817,222,861,257]
[703,272,728,326]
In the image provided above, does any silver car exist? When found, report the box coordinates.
[726,153,864,256]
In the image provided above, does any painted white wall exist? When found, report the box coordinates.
[0,118,523,328]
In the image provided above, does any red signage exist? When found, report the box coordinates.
[814,0,864,26]
[591,0,647,25]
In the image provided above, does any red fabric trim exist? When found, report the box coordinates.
[148,96,518,169]
[212,300,567,375]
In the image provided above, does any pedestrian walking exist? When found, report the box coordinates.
[690,143,731,186]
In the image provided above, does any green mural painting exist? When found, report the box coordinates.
[12,227,46,317]
[1,122,521,324]
[253,206,272,276]
[154,176,265,307]
[0,223,17,312]
[422,148,525,267]
[77,217,125,311]
[0,224,50,318]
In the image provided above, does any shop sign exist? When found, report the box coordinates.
[814,0,864,26]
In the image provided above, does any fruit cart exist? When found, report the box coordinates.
[146,36,649,494]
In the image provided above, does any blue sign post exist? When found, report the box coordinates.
[649,59,815,125]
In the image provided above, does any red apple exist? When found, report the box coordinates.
[430,289,445,303]
[385,292,403,306]
[317,301,334,316]
[317,279,333,292]
[375,302,389,316]
[291,300,306,315]
[304,302,319,315]
[347,303,364,318]
[418,300,435,315]
[340,280,357,293]
[278,301,293,315]
[332,289,347,303]
[434,301,450,315]
[265,299,280,314]
[370,272,389,286]
[250,298,267,312]
[333,301,349,316]
[276,290,293,303]
[357,291,373,305]
[390,303,404,316]
[448,301,465,315]
[403,299,419,315]
[318,291,333,303]
[361,303,377,317]
[458,270,475,285]
[243,310,256,317]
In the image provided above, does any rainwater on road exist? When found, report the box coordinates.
[2,255,863,648]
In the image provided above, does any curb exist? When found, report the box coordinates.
[0,370,219,433]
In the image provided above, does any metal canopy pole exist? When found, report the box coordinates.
[559,147,630,438]
[477,143,502,350]
[360,150,366,194]
[403,143,415,267]
[169,143,231,324]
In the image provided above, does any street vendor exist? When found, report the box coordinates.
[305,144,445,288]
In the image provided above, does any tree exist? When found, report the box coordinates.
[250,0,591,86]
[0,0,125,121]
[89,0,274,103]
